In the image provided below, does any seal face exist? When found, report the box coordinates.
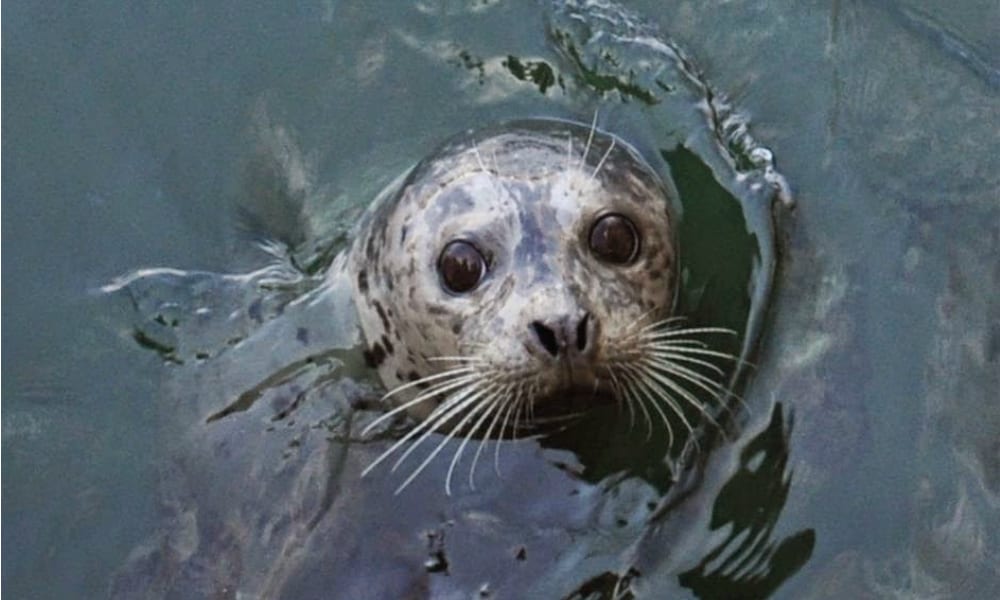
[346,118,727,491]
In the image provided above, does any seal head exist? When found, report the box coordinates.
[350,118,678,426]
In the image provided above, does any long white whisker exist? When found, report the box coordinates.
[643,356,731,397]
[494,385,525,477]
[490,148,502,179]
[472,141,503,202]
[649,355,747,416]
[396,386,495,494]
[428,356,489,363]
[526,378,542,424]
[362,372,479,435]
[641,373,700,448]
[380,366,478,402]
[647,345,739,359]
[590,137,616,180]
[445,390,502,495]
[617,368,661,443]
[605,365,636,429]
[579,108,600,170]
[469,387,512,489]
[390,384,487,472]
[565,132,573,172]
[642,357,742,418]
[472,141,490,174]
[489,146,515,201]
[625,308,667,335]
[621,364,691,443]
[647,350,726,376]
[640,326,737,339]
[634,360,723,431]
[362,380,482,476]
[644,340,712,350]
[638,315,689,333]
[512,391,529,436]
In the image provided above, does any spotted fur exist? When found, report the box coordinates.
[340,118,679,421]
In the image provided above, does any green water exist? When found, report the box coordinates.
[4,1,998,598]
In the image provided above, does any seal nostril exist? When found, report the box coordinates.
[531,321,560,357]
[576,313,590,352]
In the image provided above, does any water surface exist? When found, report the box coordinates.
[3,0,998,598]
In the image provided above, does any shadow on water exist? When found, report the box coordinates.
[676,405,815,600]
[559,405,813,600]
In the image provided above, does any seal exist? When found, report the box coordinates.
[344,118,733,492]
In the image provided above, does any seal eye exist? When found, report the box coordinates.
[589,213,639,264]
[438,240,487,294]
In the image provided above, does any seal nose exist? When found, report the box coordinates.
[529,313,594,359]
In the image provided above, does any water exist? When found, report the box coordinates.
[3,0,998,598]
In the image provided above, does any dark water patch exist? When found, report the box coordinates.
[502,55,563,95]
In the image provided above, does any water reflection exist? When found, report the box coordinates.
[677,405,815,599]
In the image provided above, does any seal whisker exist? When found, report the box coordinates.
[648,345,752,371]
[396,385,496,495]
[605,365,637,429]
[642,355,731,398]
[641,356,744,418]
[626,368,676,446]
[513,390,530,435]
[469,386,512,489]
[490,146,515,200]
[578,108,600,170]
[590,137,617,180]
[639,325,737,339]
[362,379,484,476]
[361,370,480,436]
[428,356,489,363]
[471,141,490,174]
[634,359,723,432]
[390,382,489,473]
[490,148,503,179]
[565,132,574,172]
[648,343,755,378]
[472,141,504,202]
[644,348,744,413]
[620,364,692,444]
[645,349,727,376]
[445,388,503,495]
[645,339,712,350]
[637,314,688,333]
[617,367,664,443]
[379,366,479,402]
[650,354,747,416]
[526,378,543,424]
[625,309,672,335]
[494,381,529,476]
[643,374,706,454]
[510,380,531,435]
